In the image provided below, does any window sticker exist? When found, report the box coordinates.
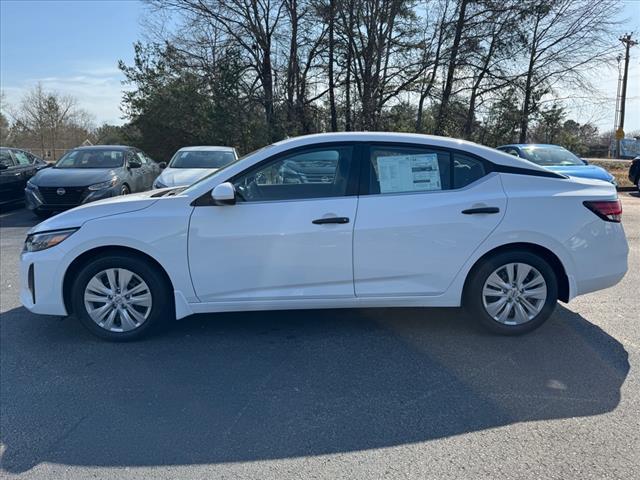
[376,153,441,193]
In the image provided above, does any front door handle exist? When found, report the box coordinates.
[312,217,350,225]
[461,207,500,215]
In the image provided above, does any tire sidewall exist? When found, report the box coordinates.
[466,251,558,335]
[71,254,171,341]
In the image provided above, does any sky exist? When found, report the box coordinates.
[0,0,144,125]
[1,0,639,133]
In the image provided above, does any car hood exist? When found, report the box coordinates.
[32,167,120,187]
[29,191,159,234]
[546,165,614,183]
[157,167,218,187]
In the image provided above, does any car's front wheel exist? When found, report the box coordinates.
[465,250,558,335]
[71,254,171,341]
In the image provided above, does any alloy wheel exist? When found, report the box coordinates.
[481,262,547,325]
[83,268,152,332]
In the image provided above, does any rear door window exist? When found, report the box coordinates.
[453,153,486,189]
[366,145,487,194]
[367,145,451,194]
[13,151,31,166]
[0,150,15,167]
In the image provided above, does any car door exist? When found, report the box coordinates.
[124,150,144,192]
[11,150,38,190]
[353,143,507,297]
[141,151,160,187]
[0,150,21,203]
[134,150,154,190]
[188,144,359,302]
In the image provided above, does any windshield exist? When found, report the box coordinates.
[55,149,124,169]
[520,147,584,166]
[169,150,236,169]
[182,145,273,194]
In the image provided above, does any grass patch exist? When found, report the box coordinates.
[588,160,634,189]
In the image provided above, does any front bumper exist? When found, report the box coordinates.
[25,185,121,211]
[20,250,69,316]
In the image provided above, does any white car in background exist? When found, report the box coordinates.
[20,132,628,341]
[153,146,238,188]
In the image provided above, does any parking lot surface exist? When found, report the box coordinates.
[1,194,639,479]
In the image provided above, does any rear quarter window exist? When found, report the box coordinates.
[453,154,486,188]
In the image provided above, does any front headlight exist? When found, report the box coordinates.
[24,228,78,252]
[26,179,38,190]
[153,179,167,189]
[88,178,118,191]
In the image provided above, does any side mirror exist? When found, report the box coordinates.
[582,158,589,165]
[0,164,8,170]
[158,162,167,169]
[211,182,236,205]
[129,160,142,169]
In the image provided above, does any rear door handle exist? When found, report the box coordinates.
[461,207,500,215]
[312,217,350,225]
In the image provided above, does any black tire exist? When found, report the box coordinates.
[33,209,50,219]
[464,250,558,335]
[71,254,172,341]
[121,185,130,195]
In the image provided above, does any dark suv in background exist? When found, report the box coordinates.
[629,156,640,192]
[0,147,48,207]
[24,145,160,218]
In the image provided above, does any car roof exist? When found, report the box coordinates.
[177,146,236,152]
[499,144,566,149]
[73,145,133,151]
[267,132,554,172]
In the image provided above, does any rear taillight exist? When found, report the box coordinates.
[583,200,622,223]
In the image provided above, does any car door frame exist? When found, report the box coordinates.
[192,141,365,206]
[187,141,366,304]
[353,140,507,298]
[133,149,154,190]
[357,141,498,195]
[9,149,37,199]
[124,149,144,192]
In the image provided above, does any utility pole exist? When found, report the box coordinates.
[615,33,637,158]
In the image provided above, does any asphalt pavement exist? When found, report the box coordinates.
[1,194,639,479]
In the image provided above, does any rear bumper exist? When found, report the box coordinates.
[568,221,628,299]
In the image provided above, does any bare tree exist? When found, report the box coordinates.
[516,0,620,142]
[8,84,90,159]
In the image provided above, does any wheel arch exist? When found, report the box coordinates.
[462,242,570,303]
[62,245,175,315]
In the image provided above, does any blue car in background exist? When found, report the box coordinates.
[497,144,616,185]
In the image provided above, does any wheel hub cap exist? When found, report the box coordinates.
[482,262,547,326]
[83,268,152,332]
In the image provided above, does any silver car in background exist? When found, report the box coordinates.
[152,146,238,189]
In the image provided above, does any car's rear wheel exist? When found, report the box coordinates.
[465,250,558,335]
[71,254,171,341]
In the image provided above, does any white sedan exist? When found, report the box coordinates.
[152,146,238,188]
[20,133,628,341]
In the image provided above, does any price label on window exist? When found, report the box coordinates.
[376,153,441,193]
